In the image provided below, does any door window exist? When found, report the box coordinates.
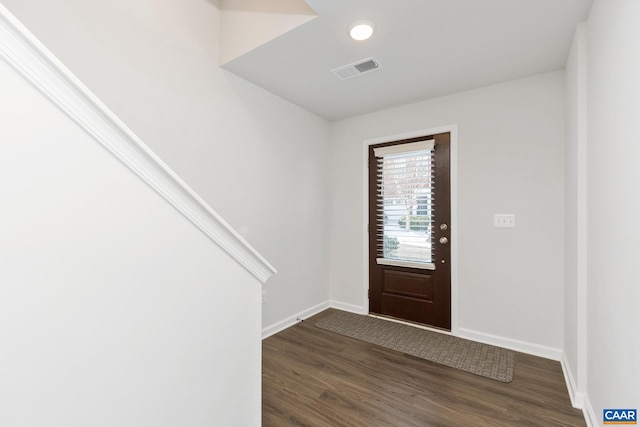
[374,140,434,268]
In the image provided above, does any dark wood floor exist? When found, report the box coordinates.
[263,309,585,427]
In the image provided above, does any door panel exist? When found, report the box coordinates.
[382,269,433,300]
[369,132,451,330]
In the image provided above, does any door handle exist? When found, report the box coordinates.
[439,237,448,244]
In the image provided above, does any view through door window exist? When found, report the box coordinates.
[374,140,434,265]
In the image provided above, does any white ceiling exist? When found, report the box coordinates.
[222,0,593,122]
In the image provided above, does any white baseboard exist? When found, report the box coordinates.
[263,303,563,361]
[457,328,562,361]
[261,299,363,340]
[329,300,366,314]
[560,352,585,409]
[582,394,597,427]
[261,301,330,339]
[263,302,592,426]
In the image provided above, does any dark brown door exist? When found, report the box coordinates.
[368,132,451,330]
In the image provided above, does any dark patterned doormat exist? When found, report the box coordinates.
[316,311,515,383]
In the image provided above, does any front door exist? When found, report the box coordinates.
[368,132,451,330]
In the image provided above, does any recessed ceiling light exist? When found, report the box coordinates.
[349,20,376,41]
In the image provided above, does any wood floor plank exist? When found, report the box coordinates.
[263,309,585,427]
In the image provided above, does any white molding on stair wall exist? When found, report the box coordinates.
[262,301,330,339]
[560,352,585,409]
[457,328,562,361]
[0,5,276,284]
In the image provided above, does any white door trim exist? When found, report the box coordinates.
[362,125,459,334]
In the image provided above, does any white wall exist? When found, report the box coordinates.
[0,58,261,426]
[1,0,331,331]
[564,22,588,406]
[584,0,640,418]
[329,72,566,353]
[219,0,317,64]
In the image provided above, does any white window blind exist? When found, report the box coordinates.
[374,140,435,267]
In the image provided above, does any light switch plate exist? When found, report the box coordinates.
[494,214,515,228]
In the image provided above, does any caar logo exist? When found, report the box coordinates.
[604,409,637,424]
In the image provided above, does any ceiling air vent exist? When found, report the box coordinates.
[331,57,382,80]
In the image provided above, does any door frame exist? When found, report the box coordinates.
[362,124,459,334]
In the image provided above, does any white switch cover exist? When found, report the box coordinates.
[494,214,515,228]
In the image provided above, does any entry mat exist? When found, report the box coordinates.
[315,311,515,383]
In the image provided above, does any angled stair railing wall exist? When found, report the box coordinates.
[0,4,276,284]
